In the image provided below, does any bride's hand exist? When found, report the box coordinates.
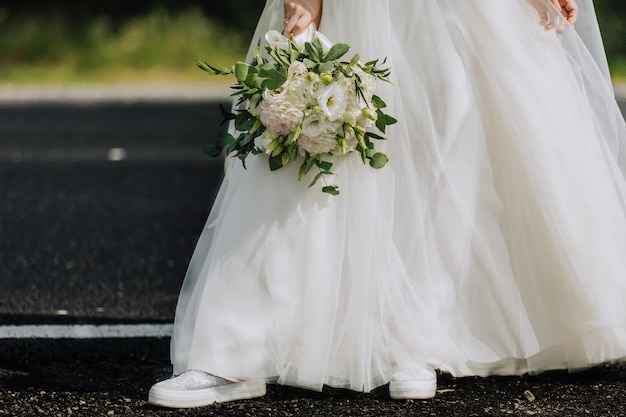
[527,0,577,33]
[284,0,323,37]
[549,0,578,25]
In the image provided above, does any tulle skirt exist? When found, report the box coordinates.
[171,0,626,392]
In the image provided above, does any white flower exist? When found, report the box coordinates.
[317,82,347,122]
[262,86,288,102]
[258,99,304,136]
[284,79,310,111]
[342,111,357,126]
[301,113,342,138]
[287,61,308,80]
[299,73,323,105]
[297,132,338,156]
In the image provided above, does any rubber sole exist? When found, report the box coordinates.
[148,379,266,408]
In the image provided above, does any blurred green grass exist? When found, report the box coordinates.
[0,8,247,84]
[0,7,624,85]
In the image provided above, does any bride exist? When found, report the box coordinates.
[149,0,626,408]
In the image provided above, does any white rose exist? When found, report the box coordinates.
[287,61,308,80]
[317,82,347,122]
[262,86,288,102]
[284,78,310,111]
[301,113,342,138]
[258,99,304,136]
[303,73,323,103]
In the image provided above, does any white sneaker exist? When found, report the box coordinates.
[148,370,266,408]
[389,367,437,400]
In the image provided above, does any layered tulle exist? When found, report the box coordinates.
[171,0,626,391]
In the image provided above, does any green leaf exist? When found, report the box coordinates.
[269,155,284,171]
[308,171,326,187]
[264,69,287,90]
[318,62,335,74]
[203,132,235,157]
[219,104,237,124]
[323,43,350,62]
[304,42,320,62]
[315,159,333,171]
[365,131,385,140]
[371,95,387,108]
[235,112,255,131]
[202,142,223,157]
[298,156,317,181]
[197,61,232,76]
[322,185,340,195]
[240,133,254,146]
[384,114,398,126]
[312,38,325,56]
[217,132,236,147]
[376,109,387,133]
[369,152,388,169]
[234,63,249,81]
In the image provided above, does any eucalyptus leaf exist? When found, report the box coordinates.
[235,112,255,131]
[234,63,249,81]
[369,152,388,169]
[264,69,287,90]
[217,132,236,147]
[322,185,340,195]
[202,142,223,157]
[315,160,333,171]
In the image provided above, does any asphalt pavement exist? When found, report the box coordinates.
[1,95,626,416]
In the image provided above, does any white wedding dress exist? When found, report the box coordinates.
[170,0,626,392]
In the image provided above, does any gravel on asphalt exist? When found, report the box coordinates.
[1,338,626,416]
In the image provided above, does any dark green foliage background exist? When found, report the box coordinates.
[594,0,626,65]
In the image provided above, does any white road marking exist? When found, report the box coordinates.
[0,324,173,339]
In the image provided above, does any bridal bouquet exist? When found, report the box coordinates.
[198,26,396,195]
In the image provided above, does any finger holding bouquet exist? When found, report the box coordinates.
[283,0,323,36]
